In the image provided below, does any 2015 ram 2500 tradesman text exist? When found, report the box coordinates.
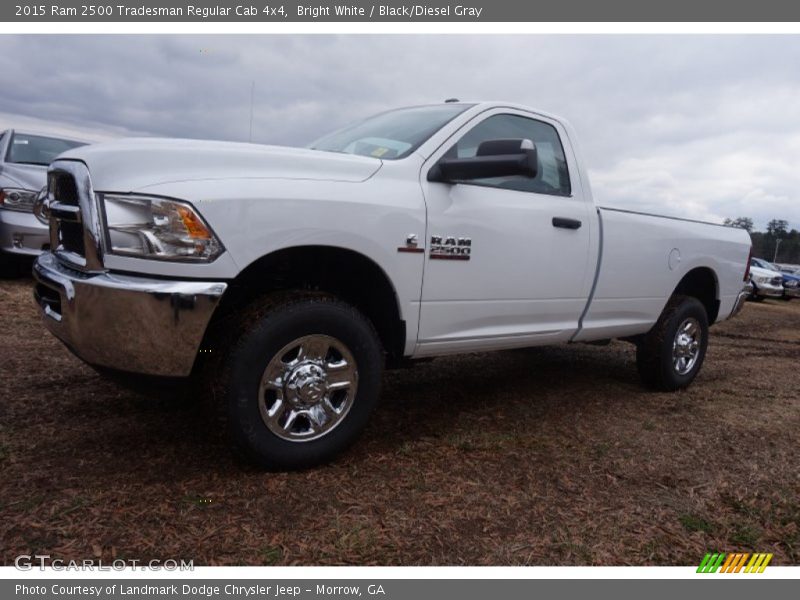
[33,101,752,469]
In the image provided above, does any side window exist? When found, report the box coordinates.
[448,114,571,196]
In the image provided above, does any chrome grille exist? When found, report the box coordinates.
[49,171,79,206]
[45,160,104,271]
[48,170,85,257]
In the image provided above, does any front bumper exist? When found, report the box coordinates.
[33,252,227,377]
[753,282,784,298]
[0,209,49,256]
[784,285,800,298]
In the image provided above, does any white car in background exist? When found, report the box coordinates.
[747,263,785,301]
[0,129,86,276]
[776,263,800,275]
[751,257,800,300]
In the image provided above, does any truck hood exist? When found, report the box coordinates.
[0,162,47,191]
[57,138,383,192]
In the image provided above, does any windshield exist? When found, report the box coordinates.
[754,258,780,272]
[309,104,473,160]
[6,132,85,166]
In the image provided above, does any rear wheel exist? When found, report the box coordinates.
[214,293,383,470]
[636,295,709,391]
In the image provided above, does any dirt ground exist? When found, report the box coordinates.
[1,276,798,566]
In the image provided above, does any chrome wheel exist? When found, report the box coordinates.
[672,317,701,375]
[258,334,358,442]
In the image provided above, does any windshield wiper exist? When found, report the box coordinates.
[307,147,349,155]
[11,160,49,166]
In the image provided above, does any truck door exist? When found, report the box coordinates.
[416,110,595,355]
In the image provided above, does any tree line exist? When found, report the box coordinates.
[723,218,799,264]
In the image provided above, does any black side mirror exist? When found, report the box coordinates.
[428,138,538,183]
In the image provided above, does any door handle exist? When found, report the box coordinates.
[552,217,582,230]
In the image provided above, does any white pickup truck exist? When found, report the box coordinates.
[33,101,752,469]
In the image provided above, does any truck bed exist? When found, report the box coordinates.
[572,206,752,342]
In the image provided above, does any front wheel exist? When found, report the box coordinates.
[215,293,383,470]
[636,295,709,391]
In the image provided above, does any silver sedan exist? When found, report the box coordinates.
[0,129,86,276]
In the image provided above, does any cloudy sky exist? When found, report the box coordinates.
[1,35,798,230]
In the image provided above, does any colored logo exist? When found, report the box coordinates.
[697,552,773,573]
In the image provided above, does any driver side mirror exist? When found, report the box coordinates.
[427,138,538,183]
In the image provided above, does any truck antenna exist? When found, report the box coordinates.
[248,80,255,142]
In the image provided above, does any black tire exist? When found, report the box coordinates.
[213,292,383,470]
[636,295,709,391]
[748,285,764,302]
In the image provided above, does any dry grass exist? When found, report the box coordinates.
[1,277,798,565]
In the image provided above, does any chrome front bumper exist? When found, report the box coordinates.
[33,253,227,377]
[753,283,784,298]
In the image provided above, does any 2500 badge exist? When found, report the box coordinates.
[430,235,472,260]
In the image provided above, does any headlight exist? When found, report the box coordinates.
[0,187,38,212]
[100,194,223,262]
[754,276,770,285]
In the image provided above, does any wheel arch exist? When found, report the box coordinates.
[201,244,406,365]
[671,266,720,324]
